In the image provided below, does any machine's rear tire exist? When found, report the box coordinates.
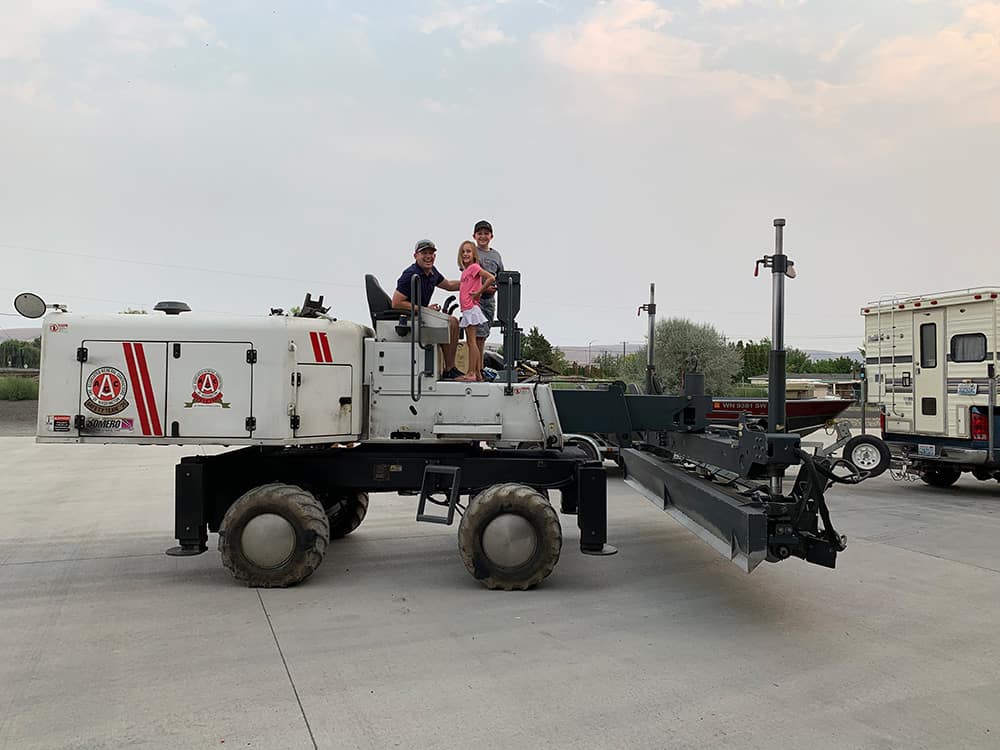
[458,483,562,590]
[219,483,330,587]
[843,435,891,478]
[919,467,962,488]
[326,491,369,539]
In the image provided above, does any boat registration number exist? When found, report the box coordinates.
[917,444,937,457]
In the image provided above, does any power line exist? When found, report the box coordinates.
[0,242,355,290]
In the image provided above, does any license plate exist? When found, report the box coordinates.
[917,443,937,457]
[957,383,978,396]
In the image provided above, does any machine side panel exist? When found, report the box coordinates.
[78,340,167,438]
[165,341,253,438]
[294,364,356,439]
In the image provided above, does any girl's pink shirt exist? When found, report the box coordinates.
[460,263,483,311]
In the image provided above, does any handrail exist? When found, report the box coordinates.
[410,274,423,403]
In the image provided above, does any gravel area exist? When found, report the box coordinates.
[0,400,38,436]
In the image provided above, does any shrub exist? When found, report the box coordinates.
[0,377,39,400]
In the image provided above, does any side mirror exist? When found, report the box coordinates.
[13,292,47,319]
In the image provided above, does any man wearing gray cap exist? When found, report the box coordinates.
[472,220,504,379]
[391,239,463,379]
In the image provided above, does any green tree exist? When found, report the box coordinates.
[0,339,41,368]
[520,326,569,373]
[654,318,742,395]
[736,338,812,379]
[807,356,857,374]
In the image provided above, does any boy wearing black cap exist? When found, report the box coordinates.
[472,220,504,377]
[392,239,463,379]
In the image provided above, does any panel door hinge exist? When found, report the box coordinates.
[290,372,301,387]
[245,416,256,432]
[290,414,300,430]
[246,348,258,364]
[74,415,85,429]
[172,343,181,359]
[76,347,88,363]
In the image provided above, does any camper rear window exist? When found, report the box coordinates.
[950,333,987,363]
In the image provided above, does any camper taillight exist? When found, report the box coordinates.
[879,409,886,435]
[971,409,990,441]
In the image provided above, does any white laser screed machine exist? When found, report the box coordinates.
[18,221,864,589]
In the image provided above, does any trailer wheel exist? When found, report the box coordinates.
[843,435,891,478]
[458,483,562,590]
[326,491,369,539]
[919,467,962,488]
[219,483,330,588]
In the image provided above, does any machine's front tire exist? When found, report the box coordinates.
[919,467,962,488]
[458,483,562,590]
[326,491,369,539]
[843,435,891,478]
[219,483,330,587]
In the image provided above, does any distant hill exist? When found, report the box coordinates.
[0,327,41,342]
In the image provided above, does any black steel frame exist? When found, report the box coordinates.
[172,443,608,555]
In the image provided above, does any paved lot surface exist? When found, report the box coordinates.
[0,400,37,437]
[1,437,998,750]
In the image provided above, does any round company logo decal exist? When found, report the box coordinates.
[185,368,231,408]
[83,367,130,415]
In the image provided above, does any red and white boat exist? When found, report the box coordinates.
[707,397,854,435]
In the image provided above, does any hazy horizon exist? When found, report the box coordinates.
[3,1,998,351]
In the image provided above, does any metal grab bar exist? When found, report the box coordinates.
[410,274,423,402]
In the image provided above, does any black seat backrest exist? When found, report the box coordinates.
[365,274,408,326]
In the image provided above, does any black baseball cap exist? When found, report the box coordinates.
[473,220,493,234]
[414,239,437,252]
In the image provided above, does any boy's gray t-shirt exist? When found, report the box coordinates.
[476,247,504,298]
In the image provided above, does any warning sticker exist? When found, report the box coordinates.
[46,415,72,433]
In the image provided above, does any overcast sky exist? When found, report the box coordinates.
[2,0,998,353]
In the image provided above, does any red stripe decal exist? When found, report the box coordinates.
[309,332,323,362]
[134,343,162,436]
[122,343,151,436]
[319,332,333,363]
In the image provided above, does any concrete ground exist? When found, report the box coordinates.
[1,437,998,750]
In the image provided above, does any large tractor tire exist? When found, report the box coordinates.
[219,483,330,587]
[843,435,891,478]
[458,483,562,591]
[919,466,962,488]
[326,491,369,539]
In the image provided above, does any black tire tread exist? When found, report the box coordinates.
[219,482,330,588]
[458,482,562,591]
[327,492,369,539]
[919,467,962,488]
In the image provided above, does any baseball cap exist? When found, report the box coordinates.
[414,239,437,252]
[473,220,493,234]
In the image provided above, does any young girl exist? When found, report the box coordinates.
[456,240,495,382]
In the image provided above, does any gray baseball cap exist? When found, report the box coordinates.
[414,239,437,252]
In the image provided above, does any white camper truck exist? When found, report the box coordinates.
[862,288,999,487]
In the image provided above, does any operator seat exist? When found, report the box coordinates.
[365,274,408,327]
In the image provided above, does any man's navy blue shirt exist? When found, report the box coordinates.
[396,263,444,307]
